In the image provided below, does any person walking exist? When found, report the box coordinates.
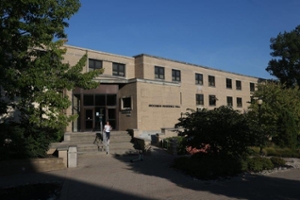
[104,121,112,154]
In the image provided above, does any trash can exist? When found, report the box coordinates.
[68,146,77,168]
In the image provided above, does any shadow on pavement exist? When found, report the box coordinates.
[0,171,155,200]
[113,147,300,200]
[1,147,300,200]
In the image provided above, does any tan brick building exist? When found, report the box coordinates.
[64,45,261,137]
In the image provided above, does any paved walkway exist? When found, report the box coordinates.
[1,147,300,200]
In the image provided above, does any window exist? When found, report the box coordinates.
[250,82,255,92]
[95,95,105,106]
[208,75,215,87]
[172,69,181,82]
[107,94,117,106]
[121,96,132,110]
[155,66,164,79]
[83,95,94,106]
[227,96,233,107]
[226,78,232,89]
[209,95,217,106]
[236,80,242,90]
[89,59,102,71]
[113,63,125,77]
[196,94,204,105]
[195,73,203,85]
[237,97,242,107]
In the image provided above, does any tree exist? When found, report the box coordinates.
[250,82,300,149]
[0,0,102,159]
[266,25,300,88]
[175,106,258,158]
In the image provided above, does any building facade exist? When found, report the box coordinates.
[64,45,261,136]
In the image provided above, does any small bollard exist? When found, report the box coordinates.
[68,146,77,168]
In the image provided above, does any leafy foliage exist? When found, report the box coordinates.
[266,25,300,87]
[250,82,300,149]
[175,106,258,157]
[246,156,274,172]
[0,0,102,159]
[172,155,287,180]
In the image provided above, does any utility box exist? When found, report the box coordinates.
[68,146,77,168]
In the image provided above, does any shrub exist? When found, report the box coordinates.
[270,157,286,167]
[162,136,187,155]
[265,147,300,158]
[175,106,258,158]
[0,122,63,160]
[172,153,244,180]
[247,156,274,172]
[250,146,300,158]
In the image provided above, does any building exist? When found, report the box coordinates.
[64,45,262,137]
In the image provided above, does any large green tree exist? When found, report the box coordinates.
[0,0,102,158]
[266,25,300,88]
[250,82,300,149]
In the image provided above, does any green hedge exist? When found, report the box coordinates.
[172,154,287,180]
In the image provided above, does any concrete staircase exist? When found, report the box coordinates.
[63,131,138,157]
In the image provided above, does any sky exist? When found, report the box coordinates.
[65,0,300,79]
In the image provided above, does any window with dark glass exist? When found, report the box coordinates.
[172,69,181,82]
[226,78,232,89]
[196,94,204,105]
[107,94,117,106]
[113,63,125,77]
[209,95,217,106]
[83,95,94,106]
[121,96,132,110]
[195,73,203,85]
[155,66,165,79]
[237,97,242,107]
[95,95,105,106]
[236,80,242,90]
[250,82,255,92]
[227,96,233,107]
[208,75,215,87]
[89,59,102,71]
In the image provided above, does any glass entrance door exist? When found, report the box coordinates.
[95,107,105,131]
[84,109,94,131]
[107,108,116,130]
[76,92,118,132]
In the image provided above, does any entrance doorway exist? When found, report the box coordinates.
[72,85,119,132]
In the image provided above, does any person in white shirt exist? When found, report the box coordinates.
[104,121,112,145]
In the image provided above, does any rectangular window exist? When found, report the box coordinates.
[155,66,165,79]
[95,95,105,106]
[208,75,215,87]
[209,95,217,106]
[195,73,203,85]
[227,96,233,107]
[196,94,204,105]
[250,82,255,92]
[236,80,242,90]
[89,59,102,71]
[107,94,117,106]
[113,63,125,77]
[121,96,132,110]
[83,95,94,106]
[172,69,181,82]
[237,97,242,107]
[226,78,232,89]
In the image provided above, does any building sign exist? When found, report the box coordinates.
[149,104,180,108]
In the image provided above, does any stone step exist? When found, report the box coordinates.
[51,131,138,157]
[65,131,132,144]
[77,144,100,152]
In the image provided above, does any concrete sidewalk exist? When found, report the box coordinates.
[1,147,300,200]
